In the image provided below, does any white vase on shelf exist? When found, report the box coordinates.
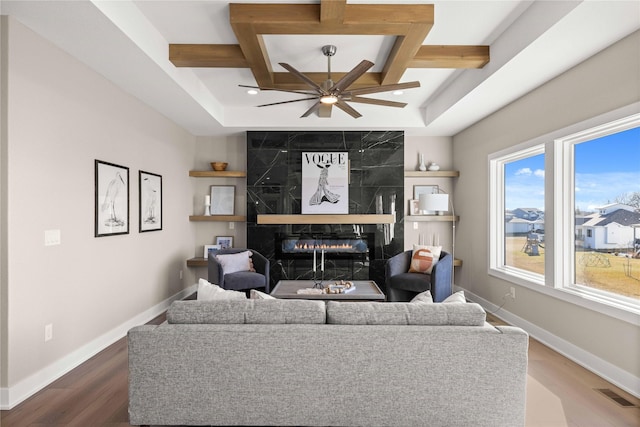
[418,153,427,171]
[428,162,440,171]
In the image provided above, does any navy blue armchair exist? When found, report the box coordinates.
[385,250,453,302]
[208,248,270,293]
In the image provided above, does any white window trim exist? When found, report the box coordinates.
[489,102,640,326]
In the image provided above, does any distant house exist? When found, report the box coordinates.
[577,204,640,250]
[512,208,544,221]
[505,213,545,235]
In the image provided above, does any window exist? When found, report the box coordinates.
[504,154,545,275]
[491,107,640,320]
[558,117,640,303]
[489,144,545,285]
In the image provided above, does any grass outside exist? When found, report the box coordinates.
[506,236,640,300]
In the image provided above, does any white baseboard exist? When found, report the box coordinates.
[459,286,640,399]
[0,284,197,410]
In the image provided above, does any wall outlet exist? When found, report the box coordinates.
[45,324,53,342]
[509,287,516,299]
[44,229,61,246]
[179,270,183,280]
[229,221,235,230]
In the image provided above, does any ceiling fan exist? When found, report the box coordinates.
[240,45,421,119]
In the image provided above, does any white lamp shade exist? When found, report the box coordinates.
[420,193,449,213]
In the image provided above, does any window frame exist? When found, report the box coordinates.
[489,142,546,287]
[489,103,640,325]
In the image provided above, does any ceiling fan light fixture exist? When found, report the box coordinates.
[320,95,338,104]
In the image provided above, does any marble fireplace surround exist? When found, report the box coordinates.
[246,131,405,289]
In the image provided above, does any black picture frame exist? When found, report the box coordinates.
[95,160,129,237]
[139,170,162,232]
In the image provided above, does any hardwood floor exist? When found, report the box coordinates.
[1,313,638,426]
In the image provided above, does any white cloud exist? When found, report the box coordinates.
[515,168,532,176]
[534,169,545,178]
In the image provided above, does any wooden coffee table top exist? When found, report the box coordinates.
[270,280,386,301]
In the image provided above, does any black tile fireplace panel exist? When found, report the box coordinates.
[246,131,404,286]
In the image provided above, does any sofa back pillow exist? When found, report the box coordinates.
[167,299,326,324]
[326,301,486,326]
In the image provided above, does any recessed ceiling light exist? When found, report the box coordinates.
[392,90,404,96]
[247,89,258,95]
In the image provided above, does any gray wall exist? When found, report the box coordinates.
[453,30,640,387]
[1,17,197,406]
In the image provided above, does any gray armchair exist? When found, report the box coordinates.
[385,250,452,302]
[208,248,270,293]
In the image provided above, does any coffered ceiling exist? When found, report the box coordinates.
[2,1,639,136]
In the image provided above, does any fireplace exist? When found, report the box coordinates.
[275,232,372,261]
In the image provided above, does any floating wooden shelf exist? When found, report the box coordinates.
[189,215,246,222]
[187,257,208,267]
[189,170,246,178]
[257,214,395,225]
[404,170,459,177]
[453,259,463,267]
[405,215,458,222]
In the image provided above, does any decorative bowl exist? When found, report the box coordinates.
[211,162,228,171]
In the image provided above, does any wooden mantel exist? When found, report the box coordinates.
[257,214,395,225]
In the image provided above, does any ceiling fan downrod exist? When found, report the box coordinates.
[321,45,336,88]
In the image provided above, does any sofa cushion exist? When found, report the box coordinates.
[410,290,434,304]
[197,278,247,301]
[167,299,326,324]
[326,301,486,326]
[249,289,275,299]
[443,290,466,303]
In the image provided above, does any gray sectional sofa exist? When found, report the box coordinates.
[128,299,528,427]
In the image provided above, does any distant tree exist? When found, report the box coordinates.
[614,192,640,210]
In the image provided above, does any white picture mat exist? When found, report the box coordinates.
[210,185,235,215]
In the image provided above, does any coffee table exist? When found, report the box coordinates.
[270,280,386,301]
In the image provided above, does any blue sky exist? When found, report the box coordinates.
[504,126,639,211]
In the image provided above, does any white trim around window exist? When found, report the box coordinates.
[489,102,640,325]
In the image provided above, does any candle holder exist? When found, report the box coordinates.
[204,203,211,216]
[313,270,324,289]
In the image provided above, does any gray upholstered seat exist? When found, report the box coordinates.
[385,250,452,302]
[208,248,270,293]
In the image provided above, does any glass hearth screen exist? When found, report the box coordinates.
[275,233,373,281]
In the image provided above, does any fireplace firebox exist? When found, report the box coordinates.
[275,232,373,261]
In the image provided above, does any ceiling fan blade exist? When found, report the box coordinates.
[329,60,374,93]
[335,100,362,119]
[318,103,332,118]
[278,63,325,94]
[345,81,421,96]
[348,96,408,108]
[301,101,321,117]
[239,84,317,96]
[256,97,318,107]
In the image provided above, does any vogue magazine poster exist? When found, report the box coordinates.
[301,152,349,214]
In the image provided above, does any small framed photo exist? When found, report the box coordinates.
[409,199,420,216]
[95,160,129,237]
[139,170,162,232]
[203,244,221,258]
[216,236,233,249]
[210,185,235,215]
[413,185,439,200]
